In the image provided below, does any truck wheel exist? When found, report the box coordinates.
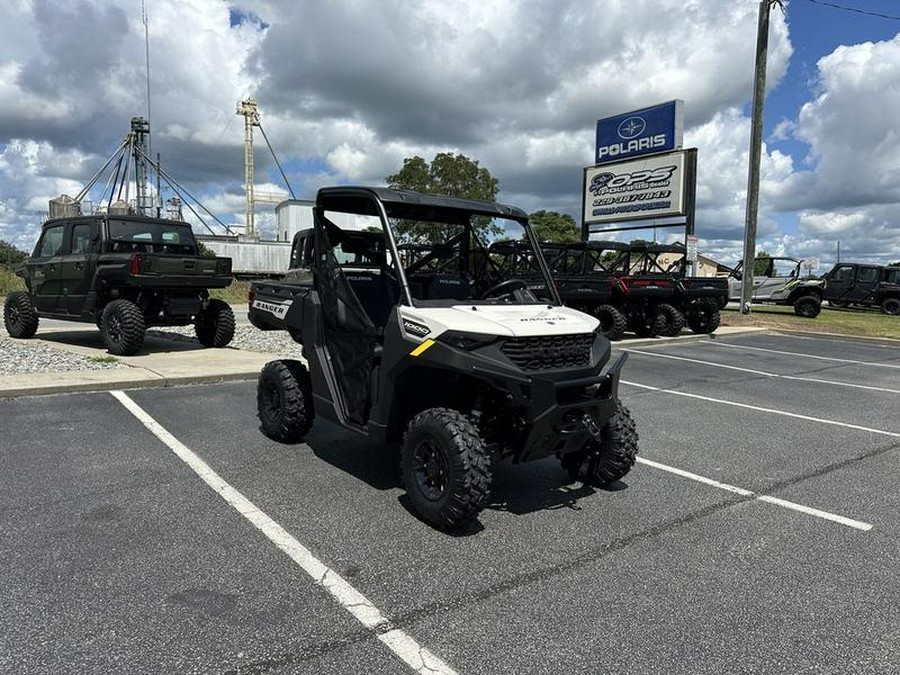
[793,295,821,318]
[595,304,627,341]
[657,303,685,337]
[401,408,491,530]
[101,299,145,355]
[687,299,720,334]
[257,360,314,442]
[560,400,639,486]
[881,298,900,316]
[3,291,39,339]
[195,299,235,347]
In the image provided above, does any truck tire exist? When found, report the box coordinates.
[560,399,638,486]
[595,304,627,341]
[257,359,314,442]
[793,295,822,318]
[881,297,900,316]
[3,291,39,339]
[195,299,235,347]
[657,303,685,337]
[101,299,145,355]
[687,299,720,334]
[401,408,491,530]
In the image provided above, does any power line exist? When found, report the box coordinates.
[800,0,900,21]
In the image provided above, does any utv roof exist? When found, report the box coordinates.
[316,186,529,222]
[43,213,191,228]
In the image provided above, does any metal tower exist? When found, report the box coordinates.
[236,97,260,239]
[130,116,152,215]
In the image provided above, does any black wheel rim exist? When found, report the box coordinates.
[8,305,20,325]
[107,314,123,343]
[413,439,448,501]
[261,380,281,423]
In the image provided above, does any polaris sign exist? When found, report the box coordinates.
[595,100,683,164]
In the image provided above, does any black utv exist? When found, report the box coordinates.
[249,187,639,530]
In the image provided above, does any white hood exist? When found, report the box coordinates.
[400,304,599,340]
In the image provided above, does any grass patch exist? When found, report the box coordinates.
[210,279,251,305]
[89,355,119,364]
[721,304,899,340]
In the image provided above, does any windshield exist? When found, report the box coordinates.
[108,219,197,254]
[389,214,556,306]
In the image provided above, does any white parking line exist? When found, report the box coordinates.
[624,349,900,395]
[622,380,900,439]
[636,457,873,531]
[110,390,459,675]
[711,342,900,369]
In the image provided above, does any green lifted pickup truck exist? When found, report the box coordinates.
[4,214,235,355]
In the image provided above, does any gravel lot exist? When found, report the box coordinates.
[0,320,299,376]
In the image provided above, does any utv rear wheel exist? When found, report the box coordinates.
[3,291,39,339]
[257,359,314,442]
[881,297,900,316]
[687,299,721,334]
[595,304,627,341]
[657,303,685,337]
[793,295,822,318]
[561,400,639,486]
[101,299,145,355]
[629,310,666,338]
[195,299,236,347]
[401,408,491,531]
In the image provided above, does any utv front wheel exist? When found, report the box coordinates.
[257,359,314,443]
[793,295,822,318]
[3,291,39,339]
[401,408,491,530]
[101,299,145,355]
[561,400,639,486]
[195,299,236,347]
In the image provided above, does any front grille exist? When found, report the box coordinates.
[501,333,593,371]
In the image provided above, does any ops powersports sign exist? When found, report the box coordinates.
[583,151,687,226]
[595,100,683,164]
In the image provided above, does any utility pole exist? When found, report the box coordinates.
[740,0,783,314]
[236,97,260,240]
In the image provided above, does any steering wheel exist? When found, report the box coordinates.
[480,278,528,300]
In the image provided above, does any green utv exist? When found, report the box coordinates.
[249,187,639,531]
[4,214,234,355]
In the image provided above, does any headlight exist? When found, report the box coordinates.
[436,330,498,350]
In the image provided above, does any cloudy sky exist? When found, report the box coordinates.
[2,0,900,267]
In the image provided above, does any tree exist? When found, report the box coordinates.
[753,251,772,276]
[0,239,28,268]
[529,211,580,244]
[385,153,500,242]
[386,152,499,202]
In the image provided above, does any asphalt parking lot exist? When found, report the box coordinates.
[2,330,899,675]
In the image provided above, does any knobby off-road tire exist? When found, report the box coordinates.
[881,297,900,316]
[257,359,315,443]
[3,291,39,339]
[560,399,639,486]
[595,304,627,341]
[629,310,667,338]
[687,299,721,334]
[657,303,685,337]
[101,299,145,355]
[793,295,822,318]
[401,408,491,531]
[195,299,236,347]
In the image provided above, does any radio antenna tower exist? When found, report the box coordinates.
[236,97,261,239]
